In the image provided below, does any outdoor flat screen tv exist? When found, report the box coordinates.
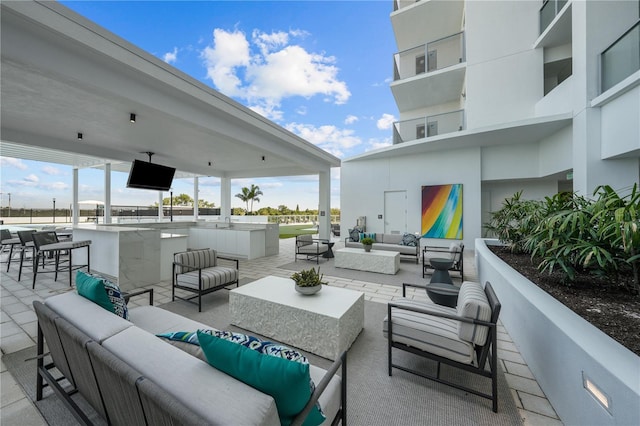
[126,160,176,191]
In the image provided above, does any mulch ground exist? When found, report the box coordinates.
[488,246,640,356]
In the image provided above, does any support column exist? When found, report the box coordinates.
[72,168,79,226]
[104,163,112,224]
[158,193,164,221]
[221,177,231,218]
[318,169,331,240]
[194,177,199,220]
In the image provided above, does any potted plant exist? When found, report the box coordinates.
[361,237,374,252]
[291,267,326,295]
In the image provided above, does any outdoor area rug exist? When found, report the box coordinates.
[4,292,521,425]
[278,258,459,288]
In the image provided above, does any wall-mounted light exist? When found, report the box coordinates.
[208,161,212,166]
[130,113,136,123]
[583,372,611,413]
[77,132,83,140]
[261,156,265,161]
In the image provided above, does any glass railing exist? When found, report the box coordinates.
[393,0,422,13]
[601,21,640,93]
[540,0,568,34]
[393,31,465,81]
[393,110,465,144]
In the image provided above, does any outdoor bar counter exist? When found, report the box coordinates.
[72,225,160,292]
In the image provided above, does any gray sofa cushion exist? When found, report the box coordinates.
[457,281,492,345]
[128,305,218,335]
[103,327,281,426]
[45,291,132,343]
[382,234,403,244]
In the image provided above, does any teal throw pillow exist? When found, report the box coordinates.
[76,270,114,313]
[75,271,129,319]
[197,330,325,426]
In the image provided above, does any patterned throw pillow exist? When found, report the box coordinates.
[157,330,309,364]
[400,233,420,247]
[75,270,129,320]
[358,232,376,242]
[348,228,361,242]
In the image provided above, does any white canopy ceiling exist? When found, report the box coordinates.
[0,1,340,179]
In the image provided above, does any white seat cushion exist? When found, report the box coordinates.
[383,299,475,364]
[457,281,492,345]
[175,266,238,290]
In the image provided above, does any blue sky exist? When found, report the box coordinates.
[0,1,398,211]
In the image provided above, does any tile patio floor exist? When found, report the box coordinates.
[1,236,563,425]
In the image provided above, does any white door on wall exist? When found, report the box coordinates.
[384,190,407,234]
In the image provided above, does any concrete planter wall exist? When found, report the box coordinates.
[475,238,639,426]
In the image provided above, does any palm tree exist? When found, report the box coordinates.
[235,184,263,214]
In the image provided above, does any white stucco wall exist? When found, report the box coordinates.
[341,147,481,249]
[464,0,542,129]
[601,86,640,159]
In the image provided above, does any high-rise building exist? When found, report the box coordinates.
[341,0,639,248]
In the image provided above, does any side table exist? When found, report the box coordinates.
[425,283,460,308]
[322,241,335,258]
[430,257,453,284]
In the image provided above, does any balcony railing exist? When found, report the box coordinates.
[393,110,465,144]
[601,20,640,93]
[393,31,465,81]
[540,0,568,34]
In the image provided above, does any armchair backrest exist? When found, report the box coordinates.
[296,234,313,247]
[456,281,492,346]
[1,229,12,242]
[17,230,35,246]
[32,231,58,250]
[174,249,217,274]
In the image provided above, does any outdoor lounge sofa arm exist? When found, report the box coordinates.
[214,256,240,270]
[123,288,154,305]
[291,351,347,426]
[387,301,495,328]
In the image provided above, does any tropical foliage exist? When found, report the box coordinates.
[157,194,215,208]
[235,184,263,214]
[291,267,326,287]
[486,185,640,294]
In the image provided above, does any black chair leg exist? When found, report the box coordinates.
[32,253,39,289]
[18,249,24,281]
[6,244,14,272]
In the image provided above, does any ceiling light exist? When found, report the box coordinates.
[77,132,83,140]
[130,113,136,123]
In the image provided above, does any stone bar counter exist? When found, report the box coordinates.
[72,225,161,292]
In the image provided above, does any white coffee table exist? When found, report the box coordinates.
[334,247,400,274]
[229,276,364,360]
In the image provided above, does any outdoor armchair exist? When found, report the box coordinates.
[172,248,239,312]
[294,234,329,264]
[422,242,464,279]
[383,281,501,412]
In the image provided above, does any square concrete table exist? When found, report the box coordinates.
[334,247,400,274]
[229,276,364,360]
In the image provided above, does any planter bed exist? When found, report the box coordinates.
[476,238,639,426]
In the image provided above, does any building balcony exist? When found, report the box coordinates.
[392,109,465,144]
[601,20,640,93]
[539,0,569,35]
[393,31,465,81]
[391,0,465,52]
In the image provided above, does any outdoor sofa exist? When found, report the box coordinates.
[345,231,420,263]
[34,285,347,425]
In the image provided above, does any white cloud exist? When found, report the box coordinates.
[344,115,358,125]
[24,174,39,183]
[296,106,308,116]
[377,113,396,130]
[163,47,178,64]
[366,137,393,152]
[201,28,350,121]
[0,157,28,170]
[285,123,361,158]
[41,182,69,191]
[42,165,62,175]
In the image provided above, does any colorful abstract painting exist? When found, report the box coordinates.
[421,184,463,239]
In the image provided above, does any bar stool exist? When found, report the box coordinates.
[16,230,37,281]
[31,231,91,289]
[1,229,22,272]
